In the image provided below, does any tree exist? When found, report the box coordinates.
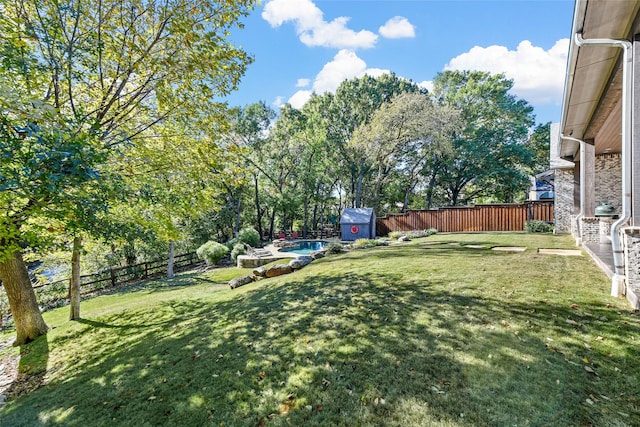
[323,73,423,207]
[227,102,277,239]
[431,71,535,205]
[350,92,461,213]
[527,122,551,175]
[0,0,253,344]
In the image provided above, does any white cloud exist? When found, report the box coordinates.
[418,80,433,92]
[287,49,390,108]
[296,78,311,88]
[272,96,285,108]
[288,90,313,110]
[379,16,415,39]
[262,0,378,49]
[445,39,569,105]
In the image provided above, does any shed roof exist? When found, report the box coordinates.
[340,208,374,224]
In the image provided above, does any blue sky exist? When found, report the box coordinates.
[224,0,575,125]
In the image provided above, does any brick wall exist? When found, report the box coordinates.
[595,153,622,214]
[581,217,601,243]
[624,228,640,284]
[554,168,575,233]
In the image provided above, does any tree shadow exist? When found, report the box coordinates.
[4,335,50,401]
[1,255,638,426]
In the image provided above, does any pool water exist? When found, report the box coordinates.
[279,241,328,255]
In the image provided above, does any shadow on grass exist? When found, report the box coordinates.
[1,250,638,426]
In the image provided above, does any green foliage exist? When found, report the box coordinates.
[353,238,376,249]
[431,70,535,205]
[388,231,402,240]
[237,227,260,247]
[196,241,229,266]
[408,229,438,238]
[324,242,344,254]
[230,243,247,263]
[525,220,554,233]
[528,122,551,175]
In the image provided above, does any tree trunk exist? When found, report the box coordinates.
[269,207,276,240]
[312,203,318,234]
[69,236,82,320]
[254,173,263,240]
[402,184,412,213]
[167,240,175,279]
[0,251,48,345]
[355,172,363,208]
[233,193,242,235]
[303,197,309,239]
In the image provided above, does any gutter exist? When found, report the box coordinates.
[574,33,632,297]
[560,134,586,244]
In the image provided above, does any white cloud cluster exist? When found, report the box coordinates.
[262,0,378,49]
[379,16,415,39]
[445,39,569,105]
[288,50,390,109]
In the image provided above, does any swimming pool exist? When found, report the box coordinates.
[278,241,328,255]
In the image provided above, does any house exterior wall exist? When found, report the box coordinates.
[595,153,622,214]
[554,168,575,233]
[580,217,600,243]
[623,229,640,309]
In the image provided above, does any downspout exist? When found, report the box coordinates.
[574,33,632,297]
[560,134,586,244]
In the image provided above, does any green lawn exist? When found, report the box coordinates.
[1,233,639,426]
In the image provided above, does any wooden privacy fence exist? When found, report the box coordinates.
[376,201,554,235]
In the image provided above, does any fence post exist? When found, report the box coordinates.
[110,268,116,288]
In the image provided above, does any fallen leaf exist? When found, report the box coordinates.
[596,336,604,341]
[571,304,579,309]
[316,404,323,411]
[582,358,590,364]
[584,366,597,375]
[148,396,157,401]
[258,371,266,380]
[257,419,265,427]
[374,397,386,405]
[586,398,594,405]
[566,319,579,326]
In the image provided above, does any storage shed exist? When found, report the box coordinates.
[340,208,376,241]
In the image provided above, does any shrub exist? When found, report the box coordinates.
[388,231,402,240]
[231,243,247,262]
[237,227,261,247]
[353,238,375,249]
[525,220,554,233]
[225,237,240,251]
[325,242,343,254]
[196,241,230,266]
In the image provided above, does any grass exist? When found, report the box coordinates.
[1,232,639,426]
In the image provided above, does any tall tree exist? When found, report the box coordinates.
[527,122,551,175]
[323,73,422,207]
[0,0,253,344]
[350,92,461,213]
[431,71,535,205]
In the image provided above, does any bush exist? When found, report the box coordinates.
[325,242,343,254]
[525,220,554,233]
[353,238,375,249]
[225,237,240,251]
[407,229,438,239]
[388,231,402,240]
[231,243,247,262]
[196,241,230,266]
[237,227,260,247]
